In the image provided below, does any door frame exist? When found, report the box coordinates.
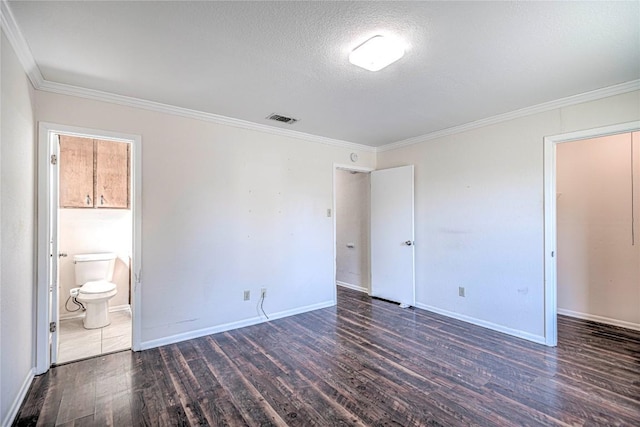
[543,120,640,347]
[332,163,374,304]
[36,122,142,374]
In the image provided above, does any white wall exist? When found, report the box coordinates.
[557,132,640,327]
[335,170,370,291]
[1,31,36,426]
[58,209,132,317]
[377,91,640,341]
[35,90,376,346]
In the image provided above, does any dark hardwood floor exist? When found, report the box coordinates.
[14,287,640,426]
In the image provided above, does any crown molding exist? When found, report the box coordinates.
[1,0,43,87]
[4,0,636,155]
[38,80,375,152]
[378,79,640,153]
[1,0,373,153]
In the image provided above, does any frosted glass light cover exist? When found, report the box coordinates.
[349,35,405,71]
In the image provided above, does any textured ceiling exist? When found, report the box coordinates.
[7,1,640,147]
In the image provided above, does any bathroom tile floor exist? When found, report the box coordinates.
[57,310,131,364]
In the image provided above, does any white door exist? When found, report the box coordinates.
[370,165,415,306]
[50,134,60,364]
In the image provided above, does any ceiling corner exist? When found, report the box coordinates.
[1,0,44,88]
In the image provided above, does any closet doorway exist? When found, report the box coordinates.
[556,131,639,329]
[544,121,640,346]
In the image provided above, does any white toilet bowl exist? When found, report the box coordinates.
[73,253,118,329]
[76,280,118,329]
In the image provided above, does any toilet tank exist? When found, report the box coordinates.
[73,253,117,285]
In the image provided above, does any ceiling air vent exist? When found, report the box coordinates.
[266,113,298,125]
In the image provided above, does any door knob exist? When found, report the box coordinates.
[405,240,414,246]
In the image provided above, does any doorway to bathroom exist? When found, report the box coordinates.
[56,135,133,363]
[36,123,142,372]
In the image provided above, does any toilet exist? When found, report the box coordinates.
[73,253,118,329]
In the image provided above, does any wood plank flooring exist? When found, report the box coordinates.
[14,287,640,426]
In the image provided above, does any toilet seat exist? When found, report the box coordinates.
[80,280,116,294]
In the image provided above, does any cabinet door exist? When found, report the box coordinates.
[95,139,130,208]
[59,135,94,208]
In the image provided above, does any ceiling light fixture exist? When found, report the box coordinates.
[349,35,405,72]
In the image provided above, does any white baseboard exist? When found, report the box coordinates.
[110,304,132,313]
[415,302,547,345]
[2,367,35,427]
[140,300,335,350]
[557,308,640,331]
[336,281,369,294]
[60,304,131,320]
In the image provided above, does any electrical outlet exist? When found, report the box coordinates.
[261,288,267,298]
[458,286,465,297]
[244,290,250,301]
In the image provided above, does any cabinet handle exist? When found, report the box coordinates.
[100,195,105,205]
[86,195,91,205]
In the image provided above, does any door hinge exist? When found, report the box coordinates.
[49,322,57,333]
[50,154,57,165]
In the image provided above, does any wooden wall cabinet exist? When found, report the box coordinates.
[59,135,130,209]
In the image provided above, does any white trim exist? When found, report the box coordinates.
[34,78,640,156]
[379,80,640,152]
[543,134,558,347]
[130,127,143,352]
[36,123,142,374]
[0,0,373,153]
[59,304,131,320]
[1,368,35,427]
[415,303,546,345]
[543,121,640,348]
[37,80,374,152]
[334,163,376,173]
[35,125,54,374]
[558,309,640,332]
[109,304,131,313]
[336,281,369,294]
[140,300,335,350]
[0,0,44,88]
[39,78,373,152]
[2,0,638,154]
